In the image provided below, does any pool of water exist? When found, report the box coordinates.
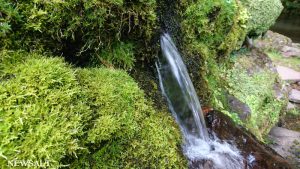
[271,15,300,43]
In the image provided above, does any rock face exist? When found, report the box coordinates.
[227,94,251,121]
[198,111,293,169]
[255,31,293,50]
[277,66,300,82]
[281,46,300,57]
[269,127,300,168]
[189,111,294,169]
[289,89,300,103]
[223,48,286,139]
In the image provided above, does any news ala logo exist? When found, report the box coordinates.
[7,158,51,168]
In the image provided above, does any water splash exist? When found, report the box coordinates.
[156,33,245,168]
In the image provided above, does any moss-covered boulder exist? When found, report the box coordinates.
[0,0,157,68]
[215,49,286,140]
[181,0,248,57]
[0,50,186,168]
[240,0,283,36]
[158,0,247,105]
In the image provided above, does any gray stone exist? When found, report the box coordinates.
[269,127,300,166]
[287,102,297,110]
[292,43,300,49]
[289,89,300,103]
[277,66,300,82]
[227,94,251,121]
[281,45,300,57]
[273,83,287,100]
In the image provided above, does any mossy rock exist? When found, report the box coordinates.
[0,0,157,68]
[214,49,286,141]
[239,0,283,36]
[0,50,186,168]
[172,0,248,104]
[181,0,248,57]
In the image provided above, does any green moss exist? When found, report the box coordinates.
[222,54,284,140]
[181,0,247,56]
[1,0,157,68]
[0,52,87,168]
[0,50,186,168]
[267,50,300,72]
[281,0,300,16]
[240,0,283,35]
[177,0,248,104]
[97,42,136,70]
[0,0,20,38]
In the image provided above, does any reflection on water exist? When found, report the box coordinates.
[271,16,300,43]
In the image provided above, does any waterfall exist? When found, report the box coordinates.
[156,33,245,169]
[157,33,209,141]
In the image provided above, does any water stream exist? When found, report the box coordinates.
[156,33,245,169]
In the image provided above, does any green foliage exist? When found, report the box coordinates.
[224,55,284,140]
[267,50,300,72]
[178,0,248,104]
[281,0,300,16]
[99,42,135,70]
[0,0,157,68]
[0,0,20,38]
[239,0,283,35]
[0,50,186,168]
[182,0,247,57]
[0,52,86,167]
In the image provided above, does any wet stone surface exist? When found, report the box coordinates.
[189,111,293,169]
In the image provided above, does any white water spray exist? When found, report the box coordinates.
[156,33,245,169]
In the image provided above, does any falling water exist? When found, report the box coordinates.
[156,33,245,169]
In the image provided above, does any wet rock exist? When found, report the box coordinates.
[269,127,300,167]
[227,95,251,121]
[289,89,300,103]
[277,66,300,82]
[281,46,300,58]
[198,111,293,169]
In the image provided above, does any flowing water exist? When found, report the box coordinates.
[156,33,245,169]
